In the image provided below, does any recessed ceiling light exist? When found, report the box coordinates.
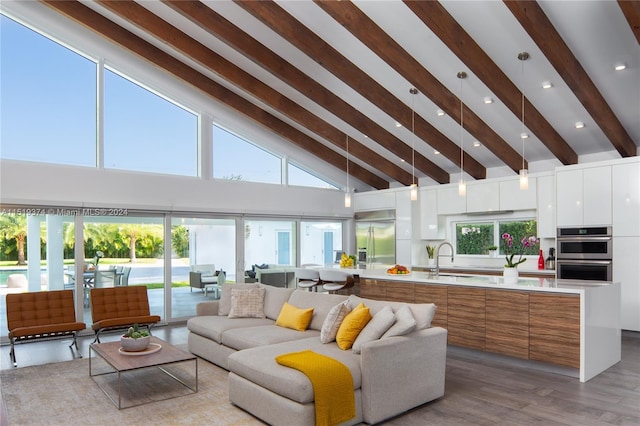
[473,141,481,147]
[395,121,402,128]
[434,150,440,155]
[520,132,529,139]
[483,97,493,104]
[541,81,553,89]
[615,63,626,71]
[575,122,585,129]
[401,158,406,162]
[436,109,445,117]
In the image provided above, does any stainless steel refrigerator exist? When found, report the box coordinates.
[355,210,396,266]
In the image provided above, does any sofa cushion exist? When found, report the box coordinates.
[336,303,372,350]
[276,302,314,331]
[347,295,436,330]
[228,337,362,404]
[352,306,395,354]
[219,283,259,316]
[228,288,266,319]
[259,284,296,320]
[222,325,320,351]
[187,315,274,343]
[382,305,416,338]
[320,300,351,344]
[288,290,348,331]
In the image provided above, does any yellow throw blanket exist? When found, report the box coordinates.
[275,350,355,426]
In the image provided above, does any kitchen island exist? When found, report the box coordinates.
[354,269,620,382]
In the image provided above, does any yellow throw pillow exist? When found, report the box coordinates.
[276,302,314,331]
[336,303,372,350]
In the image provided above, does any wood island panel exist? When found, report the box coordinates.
[447,287,486,350]
[359,278,386,300]
[485,289,530,359]
[385,282,415,302]
[529,293,580,368]
[414,284,448,329]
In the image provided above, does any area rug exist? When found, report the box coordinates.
[1,355,264,425]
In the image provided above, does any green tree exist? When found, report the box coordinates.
[0,214,28,265]
[172,225,189,258]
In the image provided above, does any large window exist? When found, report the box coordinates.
[288,163,338,189]
[300,221,342,266]
[244,219,296,269]
[455,218,537,256]
[104,69,198,176]
[213,125,282,184]
[0,15,97,166]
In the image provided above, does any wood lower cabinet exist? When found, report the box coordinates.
[529,293,580,368]
[414,285,447,329]
[358,278,581,369]
[485,290,529,359]
[447,287,486,350]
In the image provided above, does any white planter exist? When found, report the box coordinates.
[489,250,498,258]
[503,267,519,285]
[120,335,150,352]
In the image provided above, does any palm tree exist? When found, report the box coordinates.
[0,215,28,265]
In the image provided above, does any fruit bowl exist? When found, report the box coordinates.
[386,264,411,275]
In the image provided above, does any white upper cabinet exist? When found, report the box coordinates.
[395,190,412,240]
[353,191,395,212]
[556,166,612,227]
[536,175,556,238]
[419,188,443,240]
[612,160,640,237]
[499,178,537,211]
[437,185,466,215]
[466,181,500,213]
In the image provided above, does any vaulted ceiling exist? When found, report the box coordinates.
[39,0,639,190]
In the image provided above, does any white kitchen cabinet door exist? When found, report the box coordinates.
[395,190,412,240]
[353,191,396,212]
[499,178,537,211]
[614,236,640,331]
[466,181,500,213]
[419,188,442,239]
[437,185,467,215]
[612,161,640,237]
[556,169,584,227]
[583,166,611,226]
[537,175,556,238]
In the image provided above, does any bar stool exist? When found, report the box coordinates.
[295,268,321,292]
[320,270,354,294]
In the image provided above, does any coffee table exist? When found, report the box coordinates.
[90,336,197,409]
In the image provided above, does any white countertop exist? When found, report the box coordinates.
[356,269,612,294]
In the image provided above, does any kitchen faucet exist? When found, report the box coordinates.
[434,241,454,276]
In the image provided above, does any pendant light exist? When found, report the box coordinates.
[518,52,529,190]
[344,134,351,208]
[409,87,418,201]
[457,71,467,197]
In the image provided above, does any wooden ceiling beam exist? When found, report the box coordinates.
[40,0,387,189]
[405,0,579,165]
[158,0,414,185]
[506,1,637,158]
[234,0,457,183]
[618,0,640,45]
[316,1,524,175]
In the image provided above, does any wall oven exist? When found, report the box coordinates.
[557,226,612,281]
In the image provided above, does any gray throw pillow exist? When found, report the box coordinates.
[352,306,396,354]
[227,288,266,319]
[381,305,416,338]
[218,283,259,316]
[320,300,351,344]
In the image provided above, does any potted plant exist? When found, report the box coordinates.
[426,245,436,265]
[487,246,498,258]
[120,323,151,352]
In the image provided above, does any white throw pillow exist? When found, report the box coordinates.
[351,306,396,354]
[381,305,417,338]
[227,288,266,319]
[218,283,259,316]
[320,300,351,344]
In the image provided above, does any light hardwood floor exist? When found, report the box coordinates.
[1,325,638,425]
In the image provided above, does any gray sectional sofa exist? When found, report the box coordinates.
[187,283,448,425]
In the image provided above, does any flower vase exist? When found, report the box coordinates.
[503,267,518,285]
